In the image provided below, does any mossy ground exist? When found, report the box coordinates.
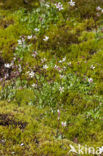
[0,101,75,156]
[0,101,101,156]
[0,0,39,9]
[0,0,103,155]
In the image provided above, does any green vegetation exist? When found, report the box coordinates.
[0,0,39,9]
[0,0,103,155]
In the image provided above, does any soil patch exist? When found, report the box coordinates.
[0,113,27,129]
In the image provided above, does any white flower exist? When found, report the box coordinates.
[18,39,22,45]
[13,57,16,61]
[54,65,61,72]
[41,58,47,63]
[57,109,60,113]
[18,65,22,73]
[55,2,63,11]
[59,60,62,63]
[34,28,39,32]
[28,71,35,78]
[43,64,48,69]
[90,65,95,70]
[27,35,32,39]
[43,36,49,41]
[32,51,38,58]
[59,87,64,93]
[101,9,103,13]
[58,117,60,120]
[60,75,65,79]
[99,146,103,154]
[32,83,37,88]
[45,3,50,8]
[62,57,66,62]
[69,0,75,7]
[61,121,67,127]
[54,65,59,69]
[20,143,24,146]
[96,6,102,11]
[88,78,93,83]
[59,57,66,63]
[63,66,66,70]
[67,62,72,66]
[1,140,6,143]
[4,63,12,68]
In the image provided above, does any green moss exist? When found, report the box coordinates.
[0,0,39,9]
[15,88,35,106]
[0,1,103,155]
[0,101,102,155]
[0,101,77,155]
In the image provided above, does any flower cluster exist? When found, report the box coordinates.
[90,65,95,70]
[59,87,64,93]
[32,51,38,58]
[27,35,32,40]
[4,63,13,69]
[69,0,75,7]
[59,57,66,63]
[27,71,35,78]
[43,64,48,69]
[55,2,63,11]
[96,6,103,16]
[34,28,39,32]
[61,121,67,127]
[88,78,93,83]
[43,36,49,42]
